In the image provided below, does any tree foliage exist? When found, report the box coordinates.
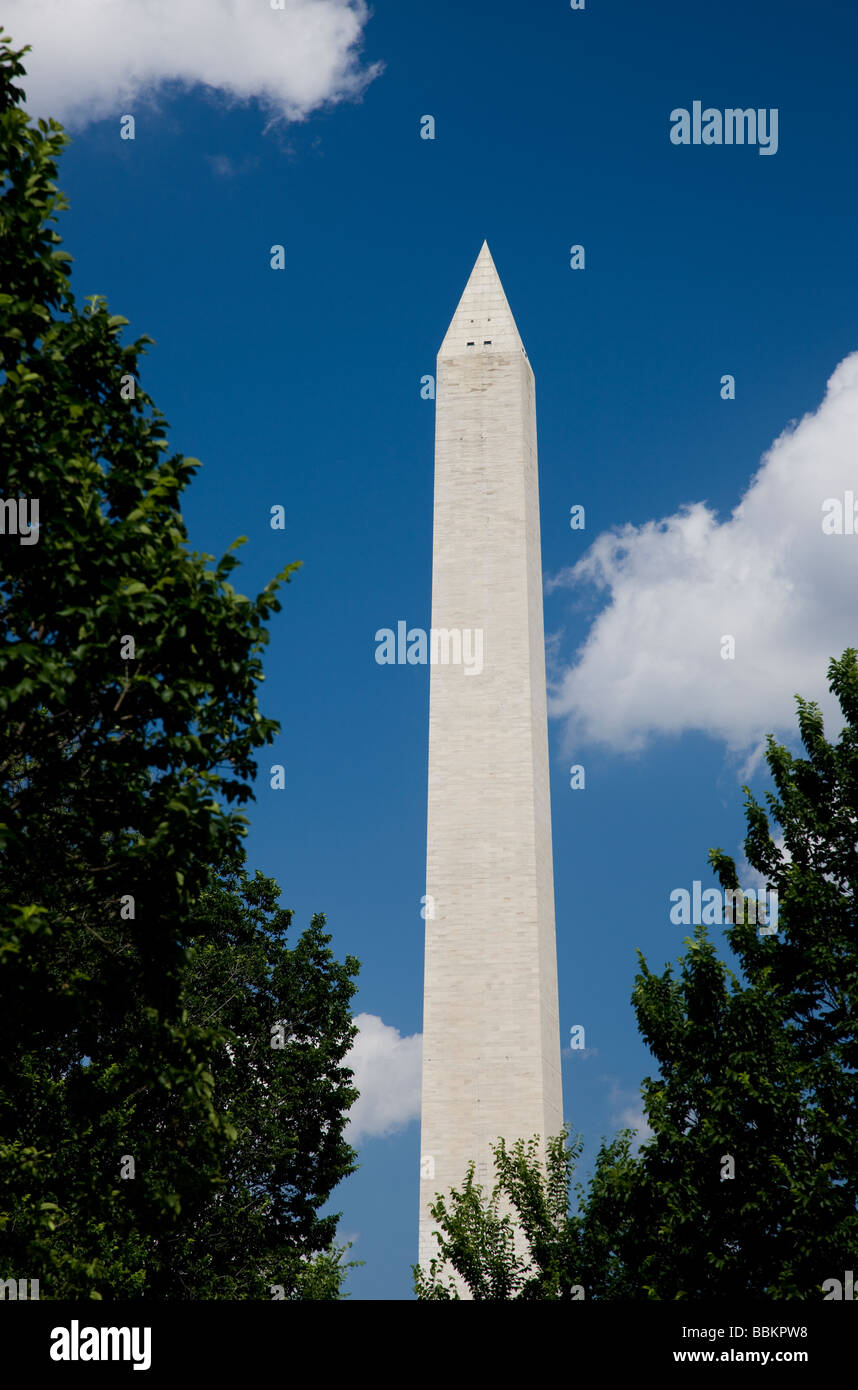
[0,32,359,1297]
[151,861,362,1299]
[414,1132,587,1300]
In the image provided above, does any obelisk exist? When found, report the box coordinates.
[417,242,562,1286]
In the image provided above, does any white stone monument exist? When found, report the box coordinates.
[417,242,563,1289]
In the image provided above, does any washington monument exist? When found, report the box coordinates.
[418,242,563,1283]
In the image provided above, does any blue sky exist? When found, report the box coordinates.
[10,0,858,1298]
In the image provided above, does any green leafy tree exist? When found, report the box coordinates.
[0,33,363,1297]
[147,861,362,1299]
[414,1131,588,1300]
[605,924,818,1298]
[415,651,858,1299]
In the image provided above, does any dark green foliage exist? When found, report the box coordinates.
[153,862,362,1299]
[0,32,359,1298]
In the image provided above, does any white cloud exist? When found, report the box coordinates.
[548,353,858,755]
[205,153,260,178]
[344,1012,421,1143]
[608,1084,653,1148]
[7,0,382,128]
[615,1104,653,1148]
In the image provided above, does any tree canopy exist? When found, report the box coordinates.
[0,31,360,1297]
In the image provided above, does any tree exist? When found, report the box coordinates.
[1,854,363,1300]
[146,861,362,1299]
[0,32,362,1297]
[413,1132,588,1300]
[415,651,858,1299]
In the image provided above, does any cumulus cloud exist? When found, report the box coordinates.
[6,0,381,128]
[608,1084,654,1148]
[616,1105,653,1148]
[344,1012,421,1144]
[548,353,858,755]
